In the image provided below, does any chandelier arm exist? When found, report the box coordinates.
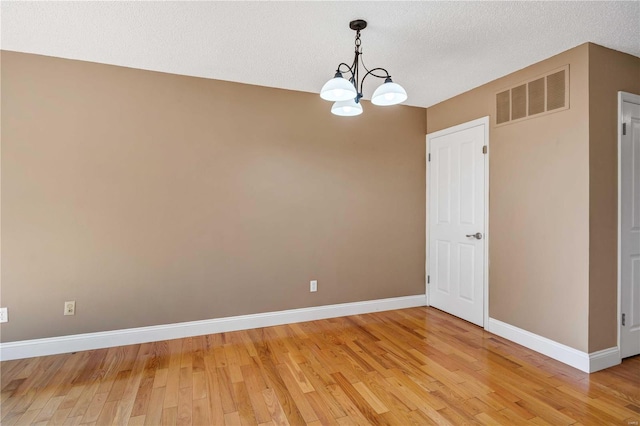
[364,67,391,79]
[337,61,358,94]
[358,67,392,95]
[336,62,355,75]
[359,55,372,74]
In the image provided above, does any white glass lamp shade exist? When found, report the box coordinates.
[371,79,408,106]
[331,98,363,116]
[320,74,358,102]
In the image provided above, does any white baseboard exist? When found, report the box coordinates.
[0,294,427,361]
[487,318,620,373]
[589,347,621,372]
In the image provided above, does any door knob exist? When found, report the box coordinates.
[466,232,483,240]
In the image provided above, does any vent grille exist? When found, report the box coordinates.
[495,65,569,126]
[528,78,545,115]
[496,90,510,124]
[511,85,527,120]
[546,70,566,111]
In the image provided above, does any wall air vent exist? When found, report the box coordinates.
[495,65,569,126]
[496,90,510,124]
[511,84,527,120]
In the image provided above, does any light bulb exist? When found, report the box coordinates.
[371,79,407,106]
[320,74,358,101]
[331,98,363,116]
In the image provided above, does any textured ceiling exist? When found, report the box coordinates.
[2,1,639,108]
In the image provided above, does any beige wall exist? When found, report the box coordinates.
[0,51,427,342]
[427,44,591,351]
[427,43,640,353]
[588,45,640,352]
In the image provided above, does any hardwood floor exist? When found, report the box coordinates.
[1,307,638,425]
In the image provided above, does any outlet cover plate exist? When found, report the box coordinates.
[0,307,7,323]
[310,280,318,292]
[64,301,76,316]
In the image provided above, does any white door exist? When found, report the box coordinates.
[427,118,487,327]
[620,93,640,359]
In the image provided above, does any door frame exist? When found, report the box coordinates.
[618,91,640,355]
[426,116,490,329]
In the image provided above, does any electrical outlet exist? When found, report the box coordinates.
[0,307,8,323]
[310,280,318,292]
[64,301,76,316]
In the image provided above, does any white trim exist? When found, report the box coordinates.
[425,116,490,329]
[488,318,620,373]
[589,347,621,373]
[425,140,430,307]
[427,117,489,139]
[0,295,426,361]
[483,118,490,330]
[618,91,640,358]
[488,318,588,371]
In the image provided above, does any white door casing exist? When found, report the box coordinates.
[427,117,488,327]
[619,92,640,359]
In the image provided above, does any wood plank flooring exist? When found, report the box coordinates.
[1,307,638,425]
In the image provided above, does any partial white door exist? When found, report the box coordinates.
[620,93,640,359]
[427,118,487,327]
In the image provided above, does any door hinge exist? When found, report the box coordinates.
[427,275,430,284]
[622,313,626,326]
[428,153,431,162]
[623,122,627,136]
[482,145,488,154]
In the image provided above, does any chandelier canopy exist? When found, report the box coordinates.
[320,20,407,116]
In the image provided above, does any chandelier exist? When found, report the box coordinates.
[320,20,407,116]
